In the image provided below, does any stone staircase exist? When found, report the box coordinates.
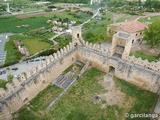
[52,72,74,89]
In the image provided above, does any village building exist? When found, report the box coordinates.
[65,29,72,35]
[52,8,57,11]
[63,23,68,26]
[57,22,62,26]
[47,20,53,23]
[57,27,63,32]
[52,26,58,31]
[52,21,58,25]
[70,21,76,24]
[107,21,148,44]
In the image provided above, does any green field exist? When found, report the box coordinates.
[23,38,50,55]
[139,15,160,23]
[130,50,158,62]
[4,39,21,65]
[117,14,132,23]
[10,35,51,55]
[82,12,114,43]
[15,67,158,120]
[0,16,49,33]
[0,9,94,33]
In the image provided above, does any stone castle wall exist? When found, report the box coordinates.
[77,45,160,94]
[0,43,77,120]
[80,34,160,72]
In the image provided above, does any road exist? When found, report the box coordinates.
[0,33,13,65]
[48,32,65,45]
[81,7,101,26]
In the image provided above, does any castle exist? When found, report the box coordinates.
[0,26,160,120]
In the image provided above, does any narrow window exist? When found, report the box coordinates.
[77,34,79,38]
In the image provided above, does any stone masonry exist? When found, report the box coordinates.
[0,26,160,120]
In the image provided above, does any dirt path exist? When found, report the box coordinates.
[16,10,65,19]
[97,74,135,110]
[131,44,160,55]
[127,15,139,21]
[111,14,126,21]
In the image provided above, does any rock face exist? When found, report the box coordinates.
[0,26,160,120]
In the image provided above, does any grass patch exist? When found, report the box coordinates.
[15,67,158,120]
[116,14,132,23]
[4,40,21,65]
[114,77,158,120]
[9,35,51,55]
[139,15,160,23]
[0,80,10,89]
[130,50,158,62]
[0,16,49,33]
[15,85,63,120]
[23,38,50,55]
[54,35,72,49]
[82,12,114,43]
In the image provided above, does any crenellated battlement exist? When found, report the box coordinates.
[123,54,160,71]
[82,40,111,55]
[0,42,75,102]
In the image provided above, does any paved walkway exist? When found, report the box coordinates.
[0,33,13,65]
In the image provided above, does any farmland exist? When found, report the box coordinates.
[0,16,49,33]
[0,7,96,33]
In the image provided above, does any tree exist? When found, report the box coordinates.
[138,0,142,6]
[143,21,160,47]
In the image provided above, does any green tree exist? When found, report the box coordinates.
[138,0,142,6]
[143,21,160,47]
[7,74,14,81]
[0,4,6,11]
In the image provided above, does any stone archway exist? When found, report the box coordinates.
[108,66,115,75]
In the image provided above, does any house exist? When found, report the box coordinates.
[52,26,58,31]
[57,22,62,26]
[52,21,58,25]
[63,23,68,26]
[57,28,63,32]
[52,8,57,11]
[47,20,53,23]
[70,21,76,24]
[107,21,148,44]
[65,29,72,35]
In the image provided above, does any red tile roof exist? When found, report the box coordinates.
[108,21,148,33]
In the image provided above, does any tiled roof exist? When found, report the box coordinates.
[108,21,148,33]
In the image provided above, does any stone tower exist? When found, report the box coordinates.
[72,26,83,46]
[110,32,133,59]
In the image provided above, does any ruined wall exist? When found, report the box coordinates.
[0,43,77,120]
[77,42,160,94]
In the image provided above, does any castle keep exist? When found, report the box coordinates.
[0,26,160,120]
